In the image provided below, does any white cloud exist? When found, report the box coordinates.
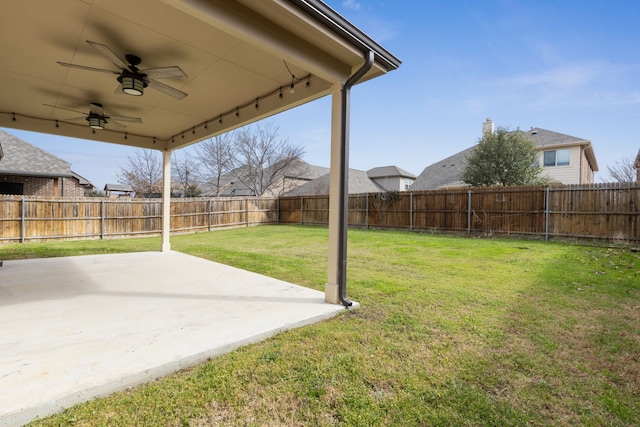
[342,0,361,11]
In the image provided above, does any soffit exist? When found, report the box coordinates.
[0,0,397,152]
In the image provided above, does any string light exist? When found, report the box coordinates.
[163,71,312,142]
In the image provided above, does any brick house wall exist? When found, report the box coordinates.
[0,175,87,197]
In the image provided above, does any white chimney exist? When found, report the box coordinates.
[482,118,494,135]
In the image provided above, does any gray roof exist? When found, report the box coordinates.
[0,129,72,177]
[410,146,476,191]
[367,165,416,179]
[72,171,93,187]
[283,169,384,196]
[284,160,330,180]
[204,159,329,197]
[518,127,588,148]
[104,183,134,192]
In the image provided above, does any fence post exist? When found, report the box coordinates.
[276,198,280,225]
[409,192,413,232]
[467,190,472,234]
[208,199,212,231]
[365,193,369,229]
[21,196,25,243]
[300,196,304,225]
[545,187,550,241]
[101,199,105,239]
[246,198,249,227]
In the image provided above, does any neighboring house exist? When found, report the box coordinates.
[635,149,640,182]
[201,159,329,197]
[410,147,475,190]
[104,183,135,198]
[0,129,94,197]
[524,126,598,185]
[411,119,599,190]
[283,168,384,196]
[366,166,416,191]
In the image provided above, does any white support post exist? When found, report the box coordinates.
[161,150,171,252]
[326,82,345,304]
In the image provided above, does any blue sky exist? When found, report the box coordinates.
[5,0,640,189]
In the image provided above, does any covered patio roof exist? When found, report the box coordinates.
[0,0,399,149]
[0,0,400,305]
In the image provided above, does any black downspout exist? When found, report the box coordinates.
[337,50,374,307]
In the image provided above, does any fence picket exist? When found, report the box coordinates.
[1,183,639,244]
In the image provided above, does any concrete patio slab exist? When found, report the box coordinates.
[0,251,352,427]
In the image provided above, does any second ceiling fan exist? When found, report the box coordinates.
[58,40,188,100]
[45,102,143,130]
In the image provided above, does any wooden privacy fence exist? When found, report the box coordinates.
[1,183,638,244]
[279,183,640,242]
[0,196,278,244]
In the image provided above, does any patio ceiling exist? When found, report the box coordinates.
[0,0,399,152]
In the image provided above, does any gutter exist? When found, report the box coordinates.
[287,0,401,72]
[336,50,374,307]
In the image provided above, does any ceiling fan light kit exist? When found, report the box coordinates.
[87,114,107,129]
[118,71,146,96]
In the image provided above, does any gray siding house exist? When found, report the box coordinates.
[200,159,329,197]
[367,166,416,191]
[411,120,599,190]
[283,169,384,196]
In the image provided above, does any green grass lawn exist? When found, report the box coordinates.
[2,226,639,426]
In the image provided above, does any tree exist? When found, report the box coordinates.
[228,122,305,196]
[85,189,105,197]
[194,133,234,196]
[172,152,201,197]
[606,157,636,182]
[462,127,548,187]
[117,149,162,196]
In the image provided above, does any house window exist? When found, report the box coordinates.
[0,182,24,195]
[404,179,413,190]
[543,149,570,167]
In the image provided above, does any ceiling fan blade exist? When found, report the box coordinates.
[108,115,143,124]
[89,103,104,116]
[65,117,89,123]
[107,120,127,129]
[57,62,119,74]
[86,40,128,69]
[143,66,187,79]
[43,104,87,116]
[147,79,188,99]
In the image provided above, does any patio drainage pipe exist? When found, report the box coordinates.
[336,50,374,307]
